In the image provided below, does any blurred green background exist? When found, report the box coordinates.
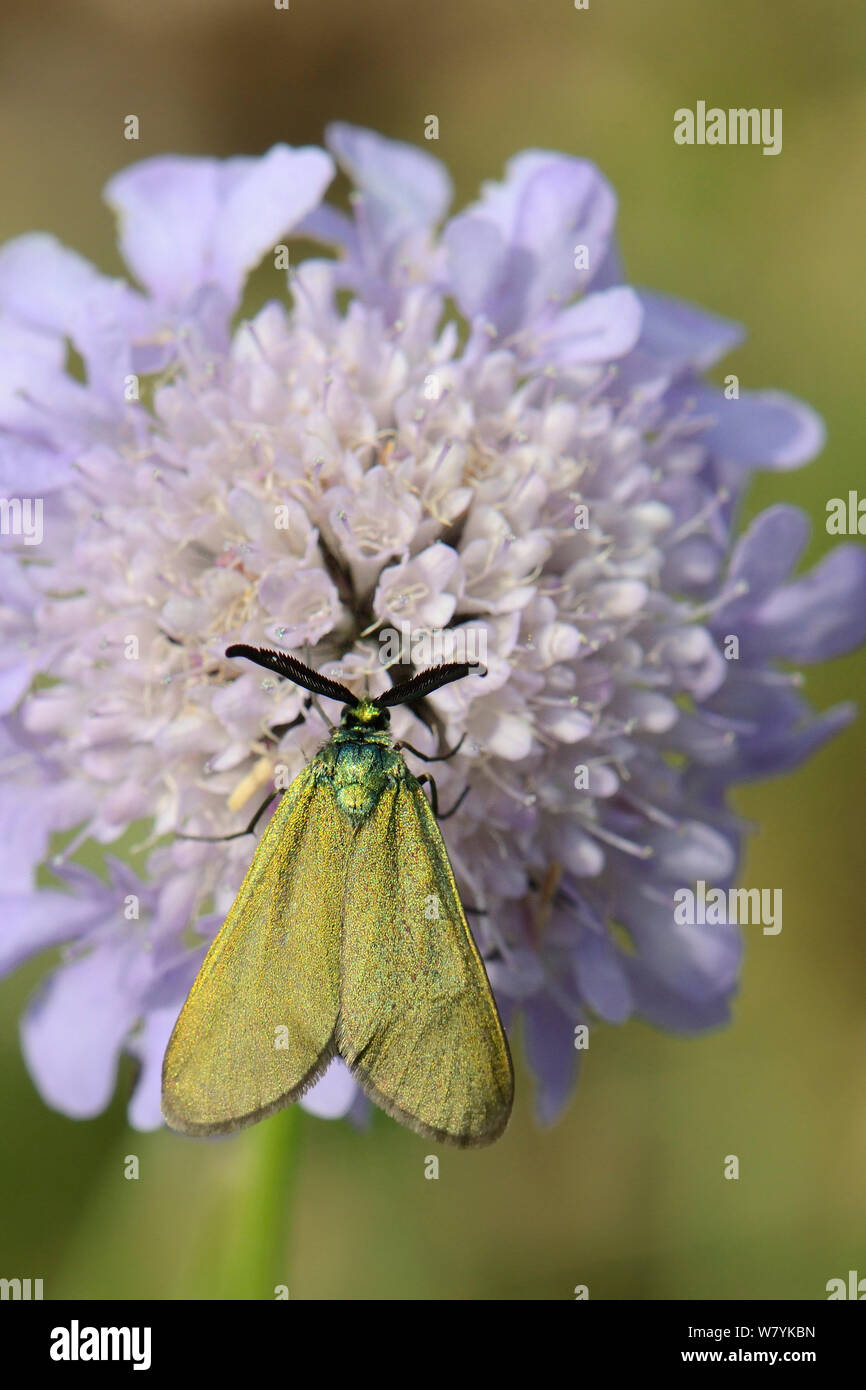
[1,0,864,1300]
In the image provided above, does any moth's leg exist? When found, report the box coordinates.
[416,773,439,817]
[464,905,489,917]
[268,710,305,740]
[176,788,283,842]
[400,732,466,763]
[438,785,471,820]
[417,774,471,821]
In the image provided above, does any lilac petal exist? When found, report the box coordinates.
[721,504,811,623]
[646,821,736,882]
[127,996,188,1130]
[445,153,617,332]
[509,156,617,320]
[0,307,64,370]
[326,123,452,246]
[535,286,643,365]
[0,658,33,713]
[300,1057,358,1119]
[0,890,105,976]
[212,148,335,298]
[523,993,579,1125]
[696,698,856,783]
[574,930,633,1022]
[298,203,358,256]
[258,564,340,645]
[589,238,626,291]
[0,234,102,326]
[474,149,615,264]
[687,384,825,469]
[465,149,560,230]
[21,940,151,1118]
[0,786,56,892]
[634,290,745,372]
[624,896,743,1004]
[0,435,74,494]
[443,215,508,320]
[752,545,866,662]
[105,146,334,309]
[345,1088,373,1131]
[150,869,205,944]
[0,234,143,398]
[0,317,85,441]
[662,535,723,591]
[624,956,734,1033]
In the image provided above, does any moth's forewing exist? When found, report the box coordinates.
[337,769,514,1147]
[161,765,347,1135]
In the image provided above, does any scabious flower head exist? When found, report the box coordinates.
[1,126,864,1129]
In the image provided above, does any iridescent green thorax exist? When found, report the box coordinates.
[312,705,406,823]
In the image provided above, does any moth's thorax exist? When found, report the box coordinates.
[314,724,403,822]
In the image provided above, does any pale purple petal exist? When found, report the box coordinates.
[105,145,334,309]
[0,890,106,975]
[445,152,617,332]
[634,290,745,371]
[624,896,743,1004]
[0,786,55,892]
[752,546,866,663]
[573,930,632,1022]
[300,1057,358,1119]
[0,234,144,398]
[443,215,508,321]
[21,941,151,1118]
[128,990,191,1130]
[523,994,579,1125]
[326,123,452,245]
[534,286,643,364]
[0,436,74,495]
[624,957,734,1033]
[721,504,811,620]
[511,157,618,318]
[689,385,826,469]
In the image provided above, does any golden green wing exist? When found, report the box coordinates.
[162,766,349,1135]
[336,772,514,1147]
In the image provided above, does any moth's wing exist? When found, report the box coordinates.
[337,775,513,1147]
[162,765,349,1135]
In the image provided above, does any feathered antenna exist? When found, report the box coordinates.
[379,663,487,707]
[225,646,356,704]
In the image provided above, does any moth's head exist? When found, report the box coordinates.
[342,699,391,733]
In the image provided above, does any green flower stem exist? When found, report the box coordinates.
[212,1107,301,1300]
